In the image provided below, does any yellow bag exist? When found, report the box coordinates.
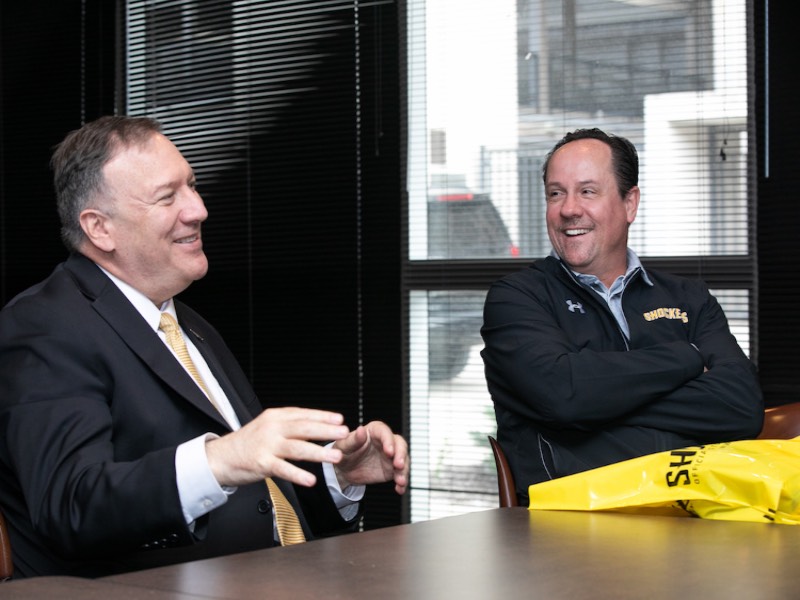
[528,439,800,524]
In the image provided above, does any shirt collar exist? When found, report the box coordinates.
[97,266,176,331]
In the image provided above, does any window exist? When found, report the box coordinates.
[126,0,405,528]
[405,0,755,520]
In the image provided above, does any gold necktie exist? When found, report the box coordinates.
[265,477,306,545]
[159,313,213,400]
[159,313,305,546]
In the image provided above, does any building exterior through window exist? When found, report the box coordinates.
[406,0,753,520]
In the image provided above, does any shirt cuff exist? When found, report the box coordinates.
[175,433,233,525]
[322,451,365,522]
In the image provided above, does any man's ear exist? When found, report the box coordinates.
[79,208,115,253]
[624,185,640,224]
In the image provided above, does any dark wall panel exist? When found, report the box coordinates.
[0,0,117,304]
[755,0,800,406]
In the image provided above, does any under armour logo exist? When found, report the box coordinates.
[566,300,585,314]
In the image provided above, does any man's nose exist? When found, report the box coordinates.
[183,191,208,222]
[560,193,582,216]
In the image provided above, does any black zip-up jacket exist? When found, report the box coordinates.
[481,256,763,505]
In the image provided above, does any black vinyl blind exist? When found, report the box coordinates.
[126,0,404,528]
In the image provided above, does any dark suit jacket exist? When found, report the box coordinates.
[0,253,356,578]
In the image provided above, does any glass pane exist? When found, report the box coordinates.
[409,290,497,521]
[408,0,750,260]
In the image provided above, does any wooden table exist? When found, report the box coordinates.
[0,575,205,599]
[102,507,800,599]
[5,508,800,598]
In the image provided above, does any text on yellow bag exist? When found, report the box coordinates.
[528,439,800,524]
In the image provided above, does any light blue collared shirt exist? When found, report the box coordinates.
[553,248,653,339]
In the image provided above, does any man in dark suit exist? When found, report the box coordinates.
[0,115,409,579]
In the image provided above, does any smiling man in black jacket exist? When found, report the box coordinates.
[481,128,763,506]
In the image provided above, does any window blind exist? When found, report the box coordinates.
[126,0,405,528]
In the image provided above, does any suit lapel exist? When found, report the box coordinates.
[177,311,256,426]
[64,254,230,428]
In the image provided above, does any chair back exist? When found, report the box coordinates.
[488,436,518,507]
[0,509,13,581]
[757,402,800,439]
